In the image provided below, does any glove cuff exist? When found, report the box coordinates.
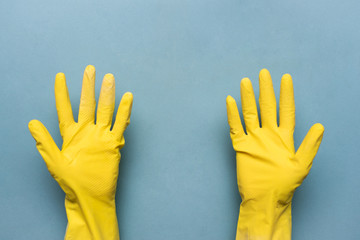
[236,191,293,240]
[64,196,119,240]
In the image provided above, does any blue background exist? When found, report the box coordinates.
[0,0,359,239]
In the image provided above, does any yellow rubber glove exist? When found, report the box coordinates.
[28,65,133,240]
[226,69,324,240]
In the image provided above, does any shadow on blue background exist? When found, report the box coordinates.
[0,0,359,239]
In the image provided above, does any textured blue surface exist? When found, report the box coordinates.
[0,0,359,239]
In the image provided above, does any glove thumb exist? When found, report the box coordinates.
[28,120,61,170]
[295,123,324,171]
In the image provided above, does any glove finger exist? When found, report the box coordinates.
[96,74,115,127]
[226,95,245,142]
[259,69,277,129]
[55,73,74,134]
[295,123,324,170]
[78,65,96,124]
[279,73,295,132]
[112,92,133,140]
[28,120,61,169]
[240,78,260,133]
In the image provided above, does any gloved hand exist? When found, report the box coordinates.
[28,65,133,240]
[226,69,324,240]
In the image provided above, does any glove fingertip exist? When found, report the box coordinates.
[312,123,325,133]
[226,95,235,103]
[123,92,133,100]
[28,119,41,133]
